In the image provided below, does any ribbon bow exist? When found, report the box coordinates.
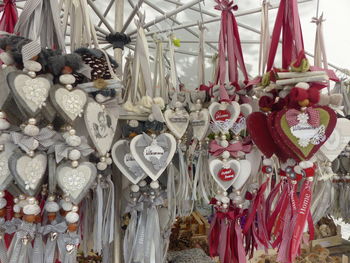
[11,127,58,153]
[311,15,325,25]
[285,108,320,128]
[43,222,68,236]
[50,136,94,163]
[214,0,238,12]
[124,201,144,214]
[209,140,252,157]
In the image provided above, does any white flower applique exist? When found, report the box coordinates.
[22,79,48,108]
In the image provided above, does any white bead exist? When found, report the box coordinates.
[66,135,81,147]
[69,129,76,136]
[216,201,221,206]
[68,149,81,161]
[129,120,139,128]
[131,185,140,193]
[1,64,6,69]
[0,119,10,130]
[221,135,227,140]
[223,191,228,197]
[0,191,4,198]
[65,84,73,90]
[220,140,229,148]
[221,151,230,160]
[28,151,35,157]
[222,203,228,209]
[71,161,79,168]
[148,114,155,122]
[59,74,76,85]
[28,118,36,125]
[150,181,159,189]
[295,82,310,90]
[24,124,40,136]
[97,162,107,171]
[23,60,42,72]
[28,71,36,78]
[100,156,106,163]
[175,101,182,108]
[139,180,147,187]
[71,205,79,212]
[106,157,113,165]
[0,112,6,119]
[0,144,4,152]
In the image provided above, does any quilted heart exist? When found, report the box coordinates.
[0,142,16,191]
[111,139,146,184]
[84,101,118,156]
[130,133,176,181]
[8,72,51,116]
[56,162,97,204]
[209,158,240,191]
[164,108,189,139]
[247,112,279,159]
[190,108,210,141]
[209,101,240,133]
[51,85,87,123]
[275,106,337,160]
[9,151,47,196]
[319,118,350,162]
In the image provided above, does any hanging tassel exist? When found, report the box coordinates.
[93,177,103,254]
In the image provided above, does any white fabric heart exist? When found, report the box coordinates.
[164,108,189,139]
[56,162,97,204]
[209,158,240,191]
[318,118,350,162]
[111,139,146,184]
[14,74,51,114]
[9,151,47,196]
[130,133,176,181]
[84,101,118,156]
[52,87,87,122]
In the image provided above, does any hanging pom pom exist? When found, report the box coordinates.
[105,32,131,50]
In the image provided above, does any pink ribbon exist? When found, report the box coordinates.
[0,0,17,33]
[209,140,252,157]
[214,0,249,102]
[285,108,320,127]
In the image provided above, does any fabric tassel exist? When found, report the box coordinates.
[93,178,103,254]
[32,224,44,263]
[43,221,67,263]
[0,217,8,263]
[57,232,80,263]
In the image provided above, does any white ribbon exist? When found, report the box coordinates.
[198,23,207,86]
[259,0,271,76]
[153,35,167,102]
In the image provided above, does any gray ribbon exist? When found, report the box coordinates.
[15,0,65,52]
[93,180,103,254]
[21,40,41,63]
[43,222,67,263]
[32,224,44,263]
[0,218,8,263]
[49,136,94,163]
[11,127,58,153]
[57,232,80,263]
[8,222,36,263]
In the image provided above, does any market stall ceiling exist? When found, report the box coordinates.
[14,0,350,89]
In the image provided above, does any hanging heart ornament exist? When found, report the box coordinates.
[84,101,118,156]
[209,158,240,191]
[56,162,97,204]
[9,151,47,196]
[50,85,87,123]
[209,101,240,133]
[274,106,337,160]
[319,118,350,162]
[164,108,190,139]
[190,108,210,141]
[7,72,51,116]
[130,133,176,181]
[0,141,16,191]
[111,139,146,184]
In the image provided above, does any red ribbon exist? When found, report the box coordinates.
[209,140,252,157]
[0,0,17,33]
[285,107,320,127]
[214,0,249,102]
[267,0,304,71]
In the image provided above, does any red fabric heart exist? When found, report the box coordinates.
[267,112,297,162]
[247,112,279,158]
[274,106,337,160]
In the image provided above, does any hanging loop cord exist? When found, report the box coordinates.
[214,0,249,102]
[266,0,304,71]
[258,0,271,76]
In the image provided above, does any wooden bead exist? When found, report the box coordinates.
[298,99,310,107]
[47,212,57,222]
[260,107,271,112]
[62,66,73,74]
[14,212,22,218]
[67,223,79,232]
[35,214,42,223]
[23,214,36,223]
[0,209,5,218]
[60,209,68,217]
[128,132,138,139]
